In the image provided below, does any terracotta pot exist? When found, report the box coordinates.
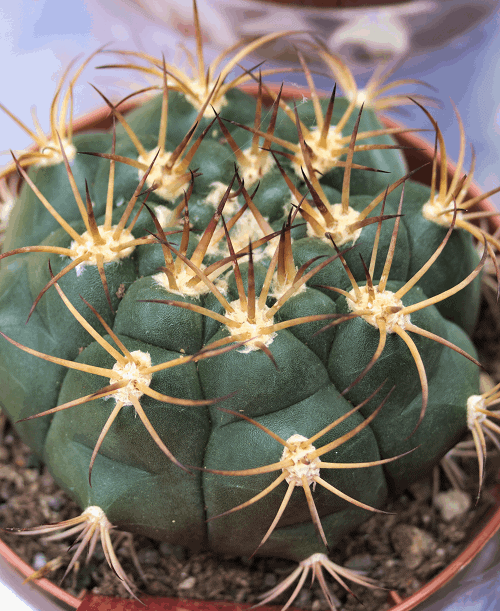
[1,86,500,611]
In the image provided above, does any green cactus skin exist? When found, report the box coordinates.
[0,40,488,603]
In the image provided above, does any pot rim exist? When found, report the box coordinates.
[1,86,499,611]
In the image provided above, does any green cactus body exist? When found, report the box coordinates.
[0,36,490,604]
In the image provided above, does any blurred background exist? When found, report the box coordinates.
[1,1,500,609]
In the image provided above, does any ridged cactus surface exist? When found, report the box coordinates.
[1,13,498,606]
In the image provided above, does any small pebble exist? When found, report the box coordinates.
[178,576,196,590]
[159,542,172,556]
[137,548,160,565]
[434,489,471,522]
[47,496,64,511]
[32,552,48,571]
[23,470,38,483]
[40,473,55,488]
[391,525,437,569]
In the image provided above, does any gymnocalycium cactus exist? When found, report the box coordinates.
[1,4,500,607]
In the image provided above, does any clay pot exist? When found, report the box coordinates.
[1,87,500,611]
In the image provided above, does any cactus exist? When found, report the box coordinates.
[1,3,499,608]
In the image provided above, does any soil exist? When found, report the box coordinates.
[1,278,500,611]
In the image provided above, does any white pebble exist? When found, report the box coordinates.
[434,489,471,522]
[178,576,196,590]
